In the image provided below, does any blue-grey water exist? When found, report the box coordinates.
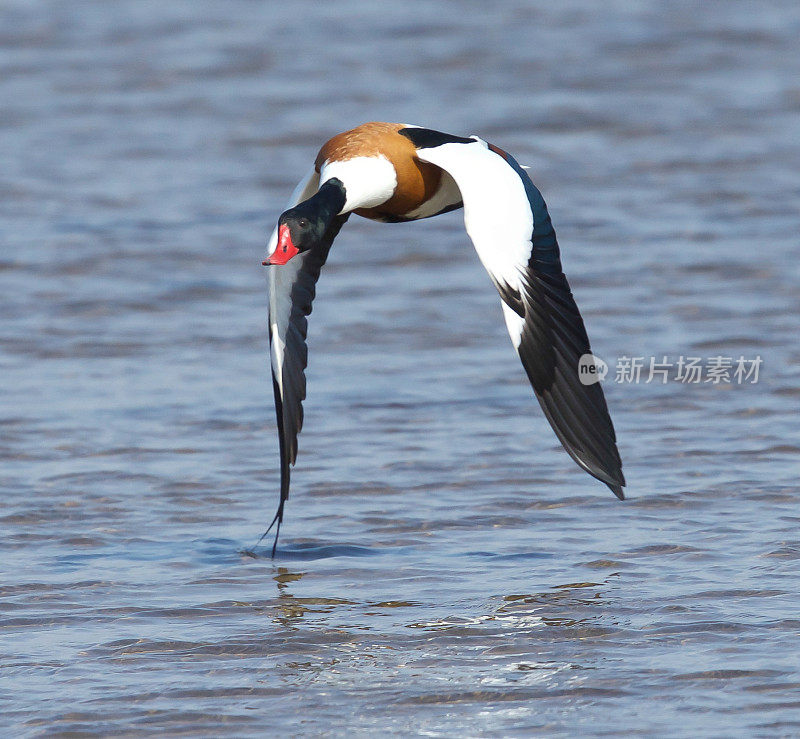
[2,1,800,735]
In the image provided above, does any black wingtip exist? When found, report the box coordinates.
[608,482,625,501]
[251,499,285,558]
[270,515,282,559]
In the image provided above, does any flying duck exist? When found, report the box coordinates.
[260,122,624,555]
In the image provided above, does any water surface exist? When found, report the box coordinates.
[2,0,800,735]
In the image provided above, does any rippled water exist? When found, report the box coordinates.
[2,0,800,735]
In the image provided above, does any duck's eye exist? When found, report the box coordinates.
[298,218,309,229]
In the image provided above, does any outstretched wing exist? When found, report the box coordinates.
[264,169,349,549]
[409,130,625,498]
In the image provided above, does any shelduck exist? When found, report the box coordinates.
[260,122,624,555]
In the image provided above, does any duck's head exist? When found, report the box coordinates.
[265,212,313,266]
[263,178,346,266]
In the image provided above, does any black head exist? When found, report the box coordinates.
[278,204,329,252]
[264,178,347,266]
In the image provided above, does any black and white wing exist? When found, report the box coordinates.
[264,169,348,551]
[409,130,625,498]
